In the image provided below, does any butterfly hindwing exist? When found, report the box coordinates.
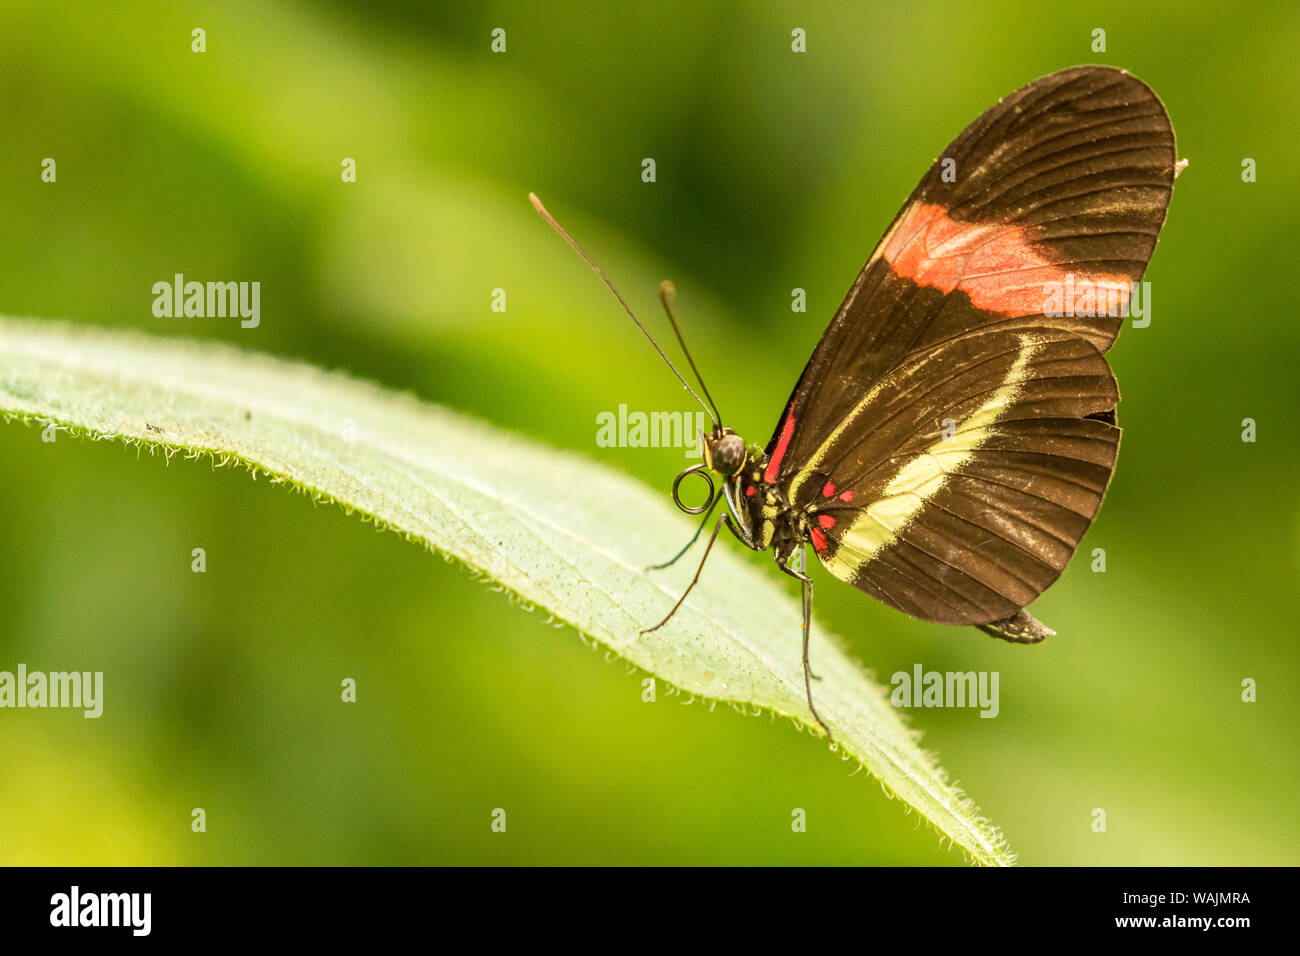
[796,327,1119,625]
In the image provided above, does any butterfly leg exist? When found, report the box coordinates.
[788,546,820,680]
[645,492,720,572]
[778,559,832,741]
[640,511,730,635]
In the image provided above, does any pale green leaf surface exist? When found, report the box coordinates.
[0,316,1013,865]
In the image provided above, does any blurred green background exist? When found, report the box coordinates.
[1,0,1296,865]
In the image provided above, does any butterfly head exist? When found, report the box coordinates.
[701,426,747,477]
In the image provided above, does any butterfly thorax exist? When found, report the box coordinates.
[702,428,806,562]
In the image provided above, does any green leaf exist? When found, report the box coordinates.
[0,316,1014,866]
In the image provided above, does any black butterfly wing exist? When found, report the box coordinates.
[764,65,1176,626]
[798,327,1118,625]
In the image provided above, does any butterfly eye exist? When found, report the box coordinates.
[670,464,717,515]
[708,434,747,476]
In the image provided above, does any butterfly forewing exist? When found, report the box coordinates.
[767,65,1176,626]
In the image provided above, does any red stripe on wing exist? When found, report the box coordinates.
[883,202,1133,318]
[764,413,797,484]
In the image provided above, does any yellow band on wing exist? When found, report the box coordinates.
[825,335,1038,576]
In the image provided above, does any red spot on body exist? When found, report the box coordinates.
[839,490,855,503]
[822,481,835,497]
[883,202,1132,318]
[809,528,828,553]
[818,514,836,530]
[764,414,797,484]
[745,485,756,497]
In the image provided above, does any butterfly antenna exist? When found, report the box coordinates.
[529,193,720,428]
[658,281,723,427]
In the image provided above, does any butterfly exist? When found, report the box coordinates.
[532,65,1179,739]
